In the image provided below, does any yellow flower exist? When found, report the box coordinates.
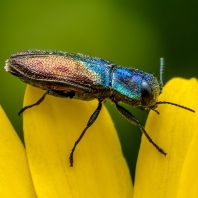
[0,85,133,197]
[0,105,36,197]
[134,78,198,198]
[0,77,197,197]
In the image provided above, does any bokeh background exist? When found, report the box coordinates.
[0,0,197,181]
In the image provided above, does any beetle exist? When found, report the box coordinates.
[5,50,195,166]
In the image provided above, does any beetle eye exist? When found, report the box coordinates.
[141,80,153,106]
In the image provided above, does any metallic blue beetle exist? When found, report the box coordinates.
[5,50,194,166]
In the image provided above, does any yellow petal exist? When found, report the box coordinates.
[23,85,133,198]
[0,106,36,197]
[177,116,198,197]
[134,78,198,198]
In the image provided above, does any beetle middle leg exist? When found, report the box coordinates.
[18,90,75,116]
[69,100,102,167]
[114,102,167,156]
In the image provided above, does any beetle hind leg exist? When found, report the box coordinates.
[18,90,50,116]
[18,90,75,116]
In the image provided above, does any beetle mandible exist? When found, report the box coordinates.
[5,50,195,166]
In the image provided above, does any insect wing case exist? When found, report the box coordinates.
[5,50,114,100]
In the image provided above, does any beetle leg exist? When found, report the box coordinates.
[18,90,75,116]
[47,90,75,98]
[69,100,102,167]
[18,90,50,116]
[115,102,167,156]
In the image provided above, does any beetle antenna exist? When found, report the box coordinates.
[159,57,164,94]
[156,101,195,113]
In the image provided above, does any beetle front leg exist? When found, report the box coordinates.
[115,102,167,156]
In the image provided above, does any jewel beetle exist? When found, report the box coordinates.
[5,50,195,166]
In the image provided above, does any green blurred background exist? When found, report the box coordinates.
[0,0,197,181]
